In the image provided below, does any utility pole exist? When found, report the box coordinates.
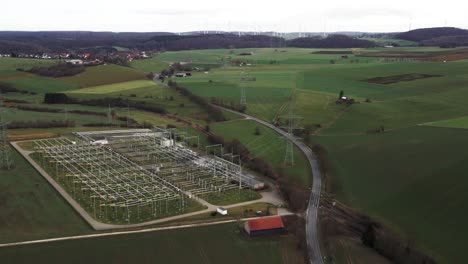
[126,103,130,127]
[0,93,14,170]
[107,104,112,125]
[64,103,68,121]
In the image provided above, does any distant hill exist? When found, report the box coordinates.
[0,31,174,53]
[396,27,468,42]
[0,32,285,53]
[287,35,376,48]
[0,32,377,53]
[140,34,284,50]
[421,35,468,48]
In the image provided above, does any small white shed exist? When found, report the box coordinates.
[217,207,228,216]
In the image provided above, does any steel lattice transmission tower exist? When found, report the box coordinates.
[279,101,303,166]
[240,72,255,106]
[240,87,247,105]
[0,94,14,170]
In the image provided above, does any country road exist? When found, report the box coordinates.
[215,106,324,264]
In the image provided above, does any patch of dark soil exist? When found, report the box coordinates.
[364,73,442,85]
[358,48,468,59]
[311,50,353,54]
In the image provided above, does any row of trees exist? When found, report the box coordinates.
[160,62,192,76]
[43,93,167,115]
[210,97,247,113]
[16,105,107,117]
[7,119,75,129]
[205,130,309,211]
[0,82,35,95]
[167,81,226,122]
[78,98,166,115]
[25,63,85,78]
[288,35,376,48]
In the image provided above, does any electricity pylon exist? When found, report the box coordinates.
[279,101,303,166]
[240,72,255,106]
[240,87,247,105]
[107,104,113,124]
[0,94,14,170]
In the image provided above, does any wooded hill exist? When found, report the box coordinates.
[396,27,468,47]
[0,32,376,53]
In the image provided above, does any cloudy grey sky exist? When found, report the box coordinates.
[1,0,466,32]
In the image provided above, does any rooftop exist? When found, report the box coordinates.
[247,216,284,231]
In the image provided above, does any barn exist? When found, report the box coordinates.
[244,216,285,237]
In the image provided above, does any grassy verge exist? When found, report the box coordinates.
[144,203,277,227]
[200,189,262,206]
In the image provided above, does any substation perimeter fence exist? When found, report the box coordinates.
[34,137,185,223]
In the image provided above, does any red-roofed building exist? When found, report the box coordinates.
[244,216,285,237]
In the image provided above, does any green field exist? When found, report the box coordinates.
[5,75,79,94]
[134,47,468,262]
[0,223,304,264]
[211,119,312,186]
[60,64,146,87]
[67,80,156,94]
[4,46,468,262]
[0,58,57,71]
[0,149,91,243]
[425,116,468,129]
[4,109,116,126]
[131,57,170,73]
[315,126,468,263]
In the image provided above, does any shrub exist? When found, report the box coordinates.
[44,93,70,104]
[8,119,75,129]
[254,127,261,136]
[28,63,85,77]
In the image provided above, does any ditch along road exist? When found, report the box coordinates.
[214,106,324,264]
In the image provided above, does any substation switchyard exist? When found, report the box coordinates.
[31,128,264,224]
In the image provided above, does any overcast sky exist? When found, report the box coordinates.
[1,0,466,33]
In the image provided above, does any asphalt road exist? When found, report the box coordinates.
[215,106,324,264]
